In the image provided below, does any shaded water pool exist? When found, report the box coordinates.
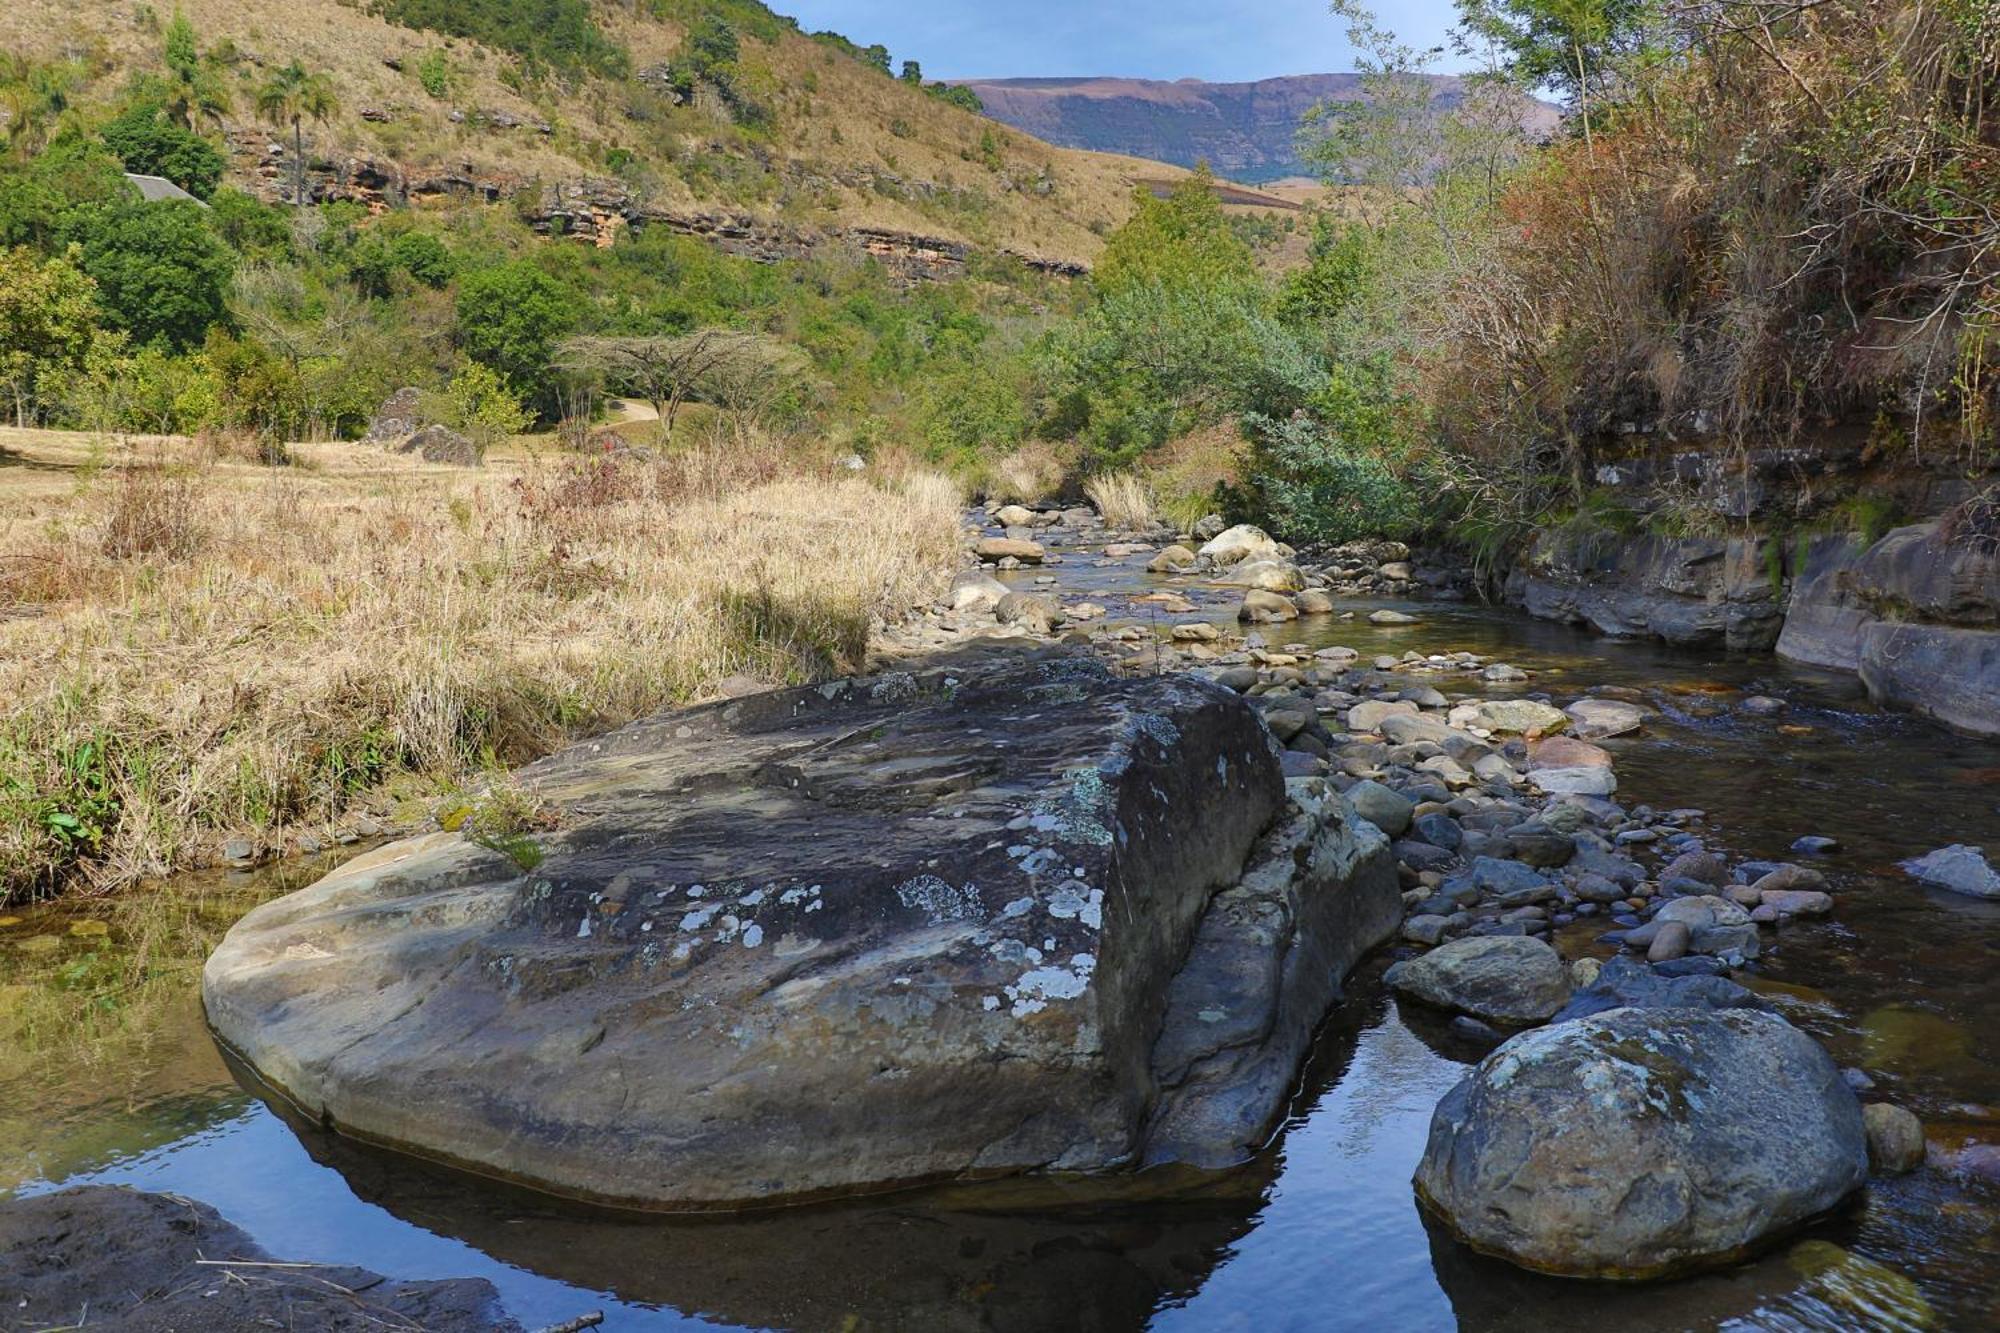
[4,541,1998,1330]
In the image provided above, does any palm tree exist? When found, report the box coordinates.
[255,61,337,208]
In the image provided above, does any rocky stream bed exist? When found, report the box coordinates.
[3,502,1998,1331]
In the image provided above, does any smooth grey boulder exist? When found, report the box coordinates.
[1386,936,1572,1026]
[205,654,1394,1209]
[949,570,1010,614]
[1415,1007,1868,1278]
[1902,844,2000,900]
[1344,779,1415,837]
[0,1187,519,1331]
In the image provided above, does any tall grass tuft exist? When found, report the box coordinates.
[1083,472,1156,530]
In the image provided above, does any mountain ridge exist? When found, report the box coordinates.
[958,73,1558,183]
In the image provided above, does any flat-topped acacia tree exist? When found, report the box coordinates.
[554,330,806,442]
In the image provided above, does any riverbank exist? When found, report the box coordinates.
[0,427,962,905]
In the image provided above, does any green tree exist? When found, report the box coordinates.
[455,259,576,407]
[206,188,293,259]
[69,200,234,350]
[157,8,231,129]
[254,61,339,208]
[0,245,100,425]
[100,103,227,199]
[390,230,454,288]
[900,60,923,85]
[1454,0,1657,146]
[0,132,130,248]
[1093,168,1256,297]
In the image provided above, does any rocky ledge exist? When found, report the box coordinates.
[204,650,1399,1208]
[0,1186,522,1331]
[1780,523,2000,736]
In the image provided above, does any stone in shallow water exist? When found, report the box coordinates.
[1385,935,1572,1026]
[1415,1007,1867,1279]
[1902,844,2000,899]
[0,1187,519,1331]
[205,653,1398,1209]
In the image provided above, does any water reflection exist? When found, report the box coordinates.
[7,539,2000,1329]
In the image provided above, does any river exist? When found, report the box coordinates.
[3,533,1996,1331]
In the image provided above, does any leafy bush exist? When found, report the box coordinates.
[455,259,577,410]
[426,360,533,451]
[98,104,226,200]
[67,199,233,350]
[1237,412,1418,544]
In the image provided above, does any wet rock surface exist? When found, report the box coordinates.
[1386,936,1573,1026]
[206,649,1401,1208]
[1415,1007,1869,1279]
[1779,524,2000,737]
[0,1186,521,1331]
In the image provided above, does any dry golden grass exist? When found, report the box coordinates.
[1145,426,1244,531]
[1,0,1199,266]
[0,427,962,902]
[1082,472,1155,529]
[980,441,1072,504]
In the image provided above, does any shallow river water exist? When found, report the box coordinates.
[4,537,1997,1331]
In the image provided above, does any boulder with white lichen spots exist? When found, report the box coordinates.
[205,647,1396,1208]
[1414,1006,1868,1279]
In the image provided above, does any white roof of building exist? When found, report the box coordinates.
[125,173,209,207]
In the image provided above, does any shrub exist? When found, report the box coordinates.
[98,104,226,200]
[68,199,233,351]
[455,259,577,412]
[1238,412,1418,545]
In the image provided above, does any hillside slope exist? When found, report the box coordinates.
[961,74,1559,183]
[1,1,1196,268]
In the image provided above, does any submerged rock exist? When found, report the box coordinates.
[1415,1007,1868,1279]
[0,1187,520,1331]
[1552,956,1770,1022]
[206,653,1396,1209]
[1902,844,2000,900]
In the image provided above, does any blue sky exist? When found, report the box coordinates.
[773,1,1467,83]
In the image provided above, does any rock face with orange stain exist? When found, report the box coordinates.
[205,650,1399,1208]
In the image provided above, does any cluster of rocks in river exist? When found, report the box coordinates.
[155,496,1948,1301]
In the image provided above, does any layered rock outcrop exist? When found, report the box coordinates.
[1510,530,1786,652]
[205,652,1398,1209]
[1778,523,2000,736]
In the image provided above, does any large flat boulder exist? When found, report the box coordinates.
[0,1187,519,1331]
[206,653,1393,1208]
[1415,1007,1867,1279]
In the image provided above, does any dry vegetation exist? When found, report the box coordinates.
[0,0,1198,266]
[0,427,962,901]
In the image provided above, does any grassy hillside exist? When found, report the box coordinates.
[0,0,1191,266]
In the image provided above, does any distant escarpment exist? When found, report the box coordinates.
[958,74,1558,182]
